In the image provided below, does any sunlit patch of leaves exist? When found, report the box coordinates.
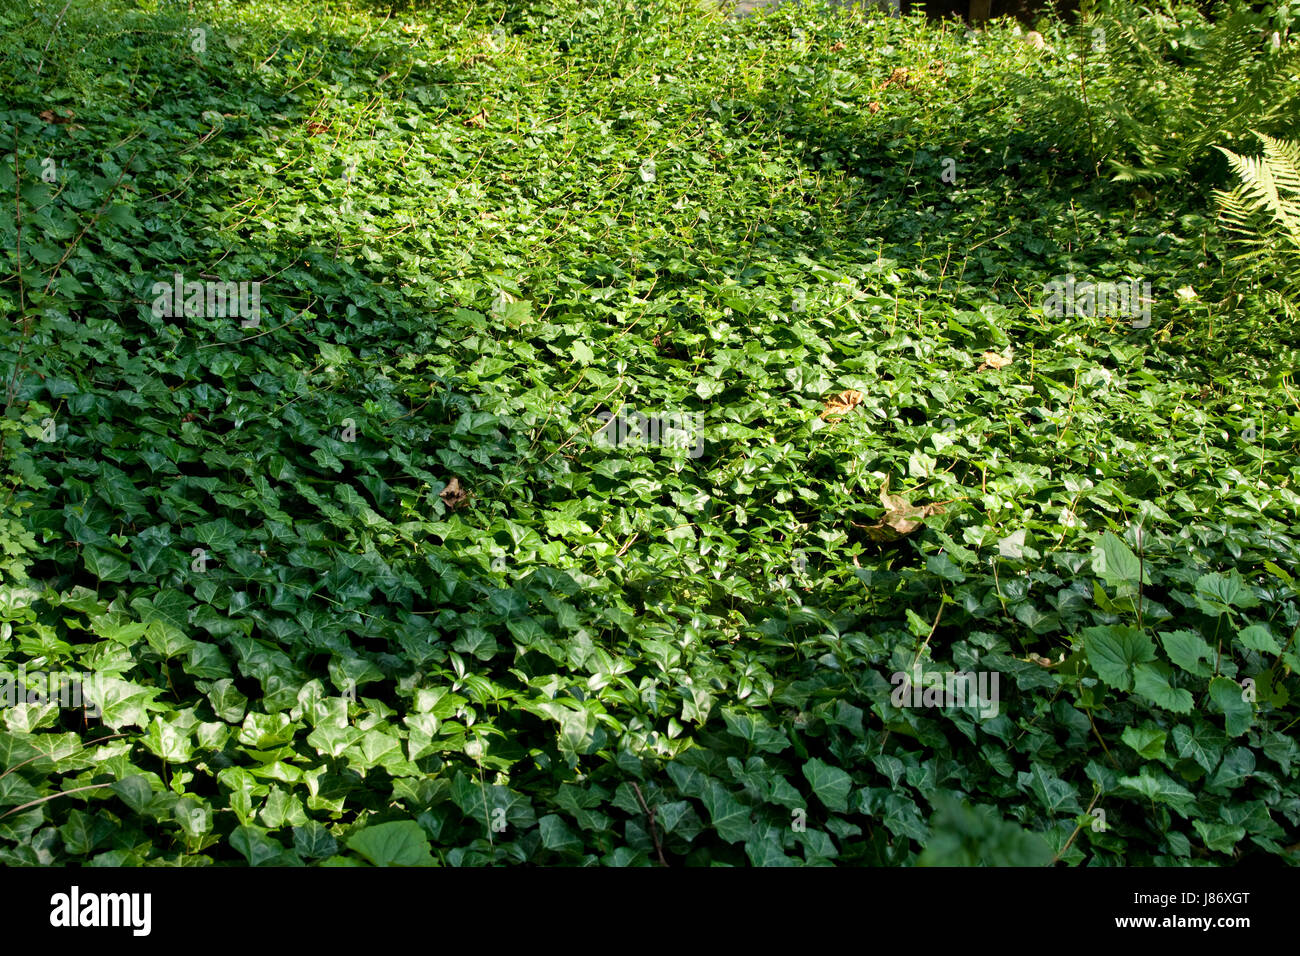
[0,0,1296,866]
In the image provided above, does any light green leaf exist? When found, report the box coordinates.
[1090,531,1142,585]
[1121,725,1168,760]
[1238,624,1280,655]
[1195,571,1259,615]
[346,820,436,866]
[1082,625,1156,691]
[1160,629,1215,677]
[1192,820,1245,855]
[1117,769,1196,816]
[1208,676,1254,737]
[1132,663,1194,713]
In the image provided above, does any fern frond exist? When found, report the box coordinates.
[1260,132,1300,195]
[1216,131,1300,319]
[1216,134,1300,249]
[1004,0,1300,183]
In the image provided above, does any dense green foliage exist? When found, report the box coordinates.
[0,0,1298,866]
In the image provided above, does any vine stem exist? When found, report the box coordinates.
[0,782,114,820]
[35,1,74,77]
[1051,788,1103,865]
[0,732,129,781]
[631,782,668,866]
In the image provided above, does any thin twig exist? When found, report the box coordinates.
[0,783,114,820]
[0,732,129,781]
[631,782,668,866]
[35,0,74,77]
[41,148,142,296]
[1051,788,1103,865]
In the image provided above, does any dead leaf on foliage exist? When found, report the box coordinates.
[880,67,911,90]
[977,351,1012,371]
[440,477,471,510]
[1028,652,1067,668]
[868,101,882,114]
[856,477,946,542]
[820,389,865,420]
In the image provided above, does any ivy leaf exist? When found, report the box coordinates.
[801,758,853,812]
[1160,629,1215,678]
[538,814,583,854]
[1082,625,1155,691]
[86,677,162,730]
[144,619,196,659]
[926,552,966,583]
[918,796,1053,866]
[1195,571,1259,616]
[59,810,110,856]
[745,829,795,866]
[451,627,499,661]
[260,788,308,829]
[1121,725,1168,760]
[1207,676,1254,737]
[1171,723,1225,773]
[230,825,287,866]
[1117,769,1196,816]
[194,518,243,552]
[666,761,710,800]
[1017,763,1081,814]
[1192,820,1245,855]
[206,679,248,723]
[82,546,131,583]
[346,820,437,866]
[1131,663,1194,713]
[1090,531,1143,586]
[700,779,753,844]
[293,821,338,860]
[1237,624,1280,655]
[131,589,194,636]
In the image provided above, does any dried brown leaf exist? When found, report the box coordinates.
[440,477,471,510]
[820,389,865,420]
[857,478,946,541]
[977,351,1012,371]
[1028,652,1067,668]
[880,67,911,90]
